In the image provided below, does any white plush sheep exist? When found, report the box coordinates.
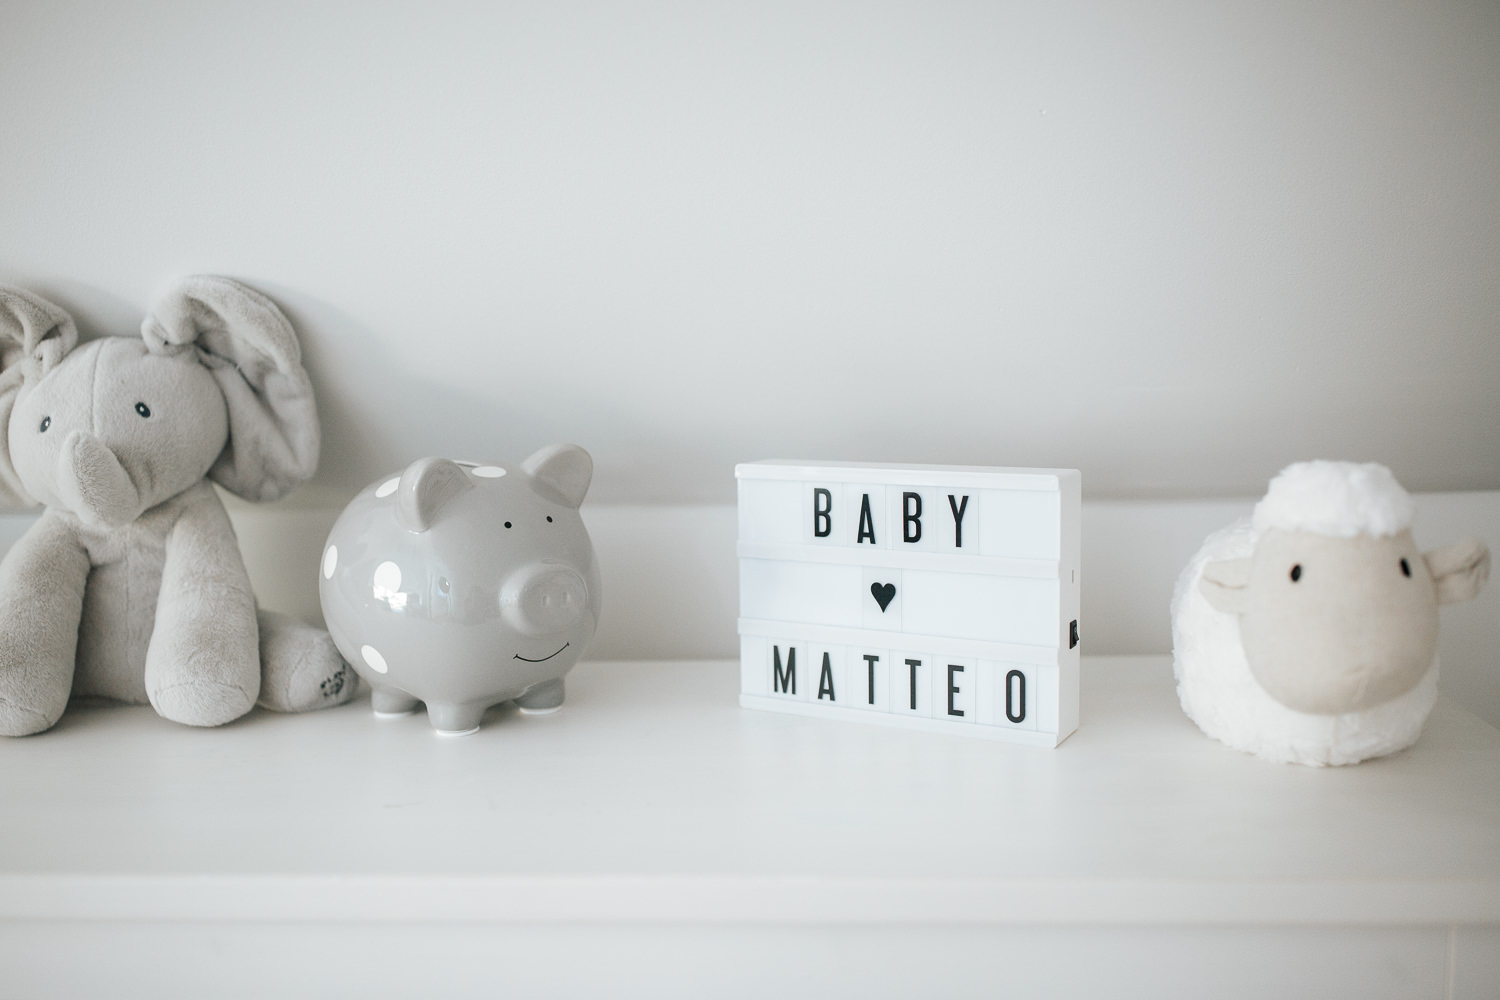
[1171,461,1490,766]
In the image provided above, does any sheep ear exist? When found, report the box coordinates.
[142,276,318,502]
[0,287,78,507]
[1424,539,1490,605]
[523,444,592,508]
[1199,558,1252,614]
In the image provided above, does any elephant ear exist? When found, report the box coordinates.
[0,286,79,507]
[142,276,318,502]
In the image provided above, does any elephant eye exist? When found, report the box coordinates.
[38,416,50,433]
[1400,557,1412,578]
[1289,564,1302,582]
[134,402,151,418]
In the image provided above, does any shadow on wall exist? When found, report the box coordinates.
[0,276,727,507]
[0,277,147,356]
[262,283,731,507]
[267,284,547,506]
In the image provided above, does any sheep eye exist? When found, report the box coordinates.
[134,402,151,418]
[1400,557,1411,578]
[1289,564,1302,582]
[38,416,50,433]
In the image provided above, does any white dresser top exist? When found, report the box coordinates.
[1,656,1496,926]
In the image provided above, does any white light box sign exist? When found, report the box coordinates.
[737,461,1081,747]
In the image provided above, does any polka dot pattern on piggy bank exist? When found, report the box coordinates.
[319,446,602,736]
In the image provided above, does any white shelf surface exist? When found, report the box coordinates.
[2,655,1498,996]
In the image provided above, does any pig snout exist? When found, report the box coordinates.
[499,563,589,634]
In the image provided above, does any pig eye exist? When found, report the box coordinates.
[1400,557,1411,578]
[134,402,151,418]
[1289,564,1302,582]
[38,416,50,433]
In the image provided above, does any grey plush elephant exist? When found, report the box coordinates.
[0,276,356,735]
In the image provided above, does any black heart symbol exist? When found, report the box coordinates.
[870,582,896,612]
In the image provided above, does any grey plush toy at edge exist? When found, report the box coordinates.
[320,447,602,736]
[0,276,357,735]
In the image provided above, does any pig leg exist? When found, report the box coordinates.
[371,687,420,717]
[427,701,488,736]
[517,678,565,715]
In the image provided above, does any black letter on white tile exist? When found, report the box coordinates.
[1005,669,1026,723]
[905,657,921,710]
[773,646,796,695]
[948,494,969,548]
[862,653,879,705]
[818,652,836,701]
[903,492,922,543]
[857,494,876,544]
[813,488,832,538]
[947,663,965,717]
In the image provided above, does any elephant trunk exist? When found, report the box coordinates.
[56,430,142,527]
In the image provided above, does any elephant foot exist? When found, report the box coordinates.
[256,610,359,714]
[372,687,420,718]
[0,621,77,737]
[149,675,257,728]
[517,678,565,715]
[427,701,488,736]
[0,693,63,737]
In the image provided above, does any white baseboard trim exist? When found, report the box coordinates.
[0,490,1495,727]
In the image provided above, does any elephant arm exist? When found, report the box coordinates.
[144,485,260,726]
[0,510,91,735]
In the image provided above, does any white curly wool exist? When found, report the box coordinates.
[1253,460,1415,538]
[1171,515,1436,767]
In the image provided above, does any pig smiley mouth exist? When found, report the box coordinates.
[514,643,570,664]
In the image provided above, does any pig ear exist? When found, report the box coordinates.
[395,457,474,533]
[0,287,78,507]
[142,276,318,502]
[523,444,592,508]
[1199,558,1252,614]
[1424,539,1490,605]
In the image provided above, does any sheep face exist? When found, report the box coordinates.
[1198,528,1488,715]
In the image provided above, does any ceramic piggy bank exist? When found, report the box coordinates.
[319,444,602,735]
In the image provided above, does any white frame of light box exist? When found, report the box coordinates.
[736,460,1081,747]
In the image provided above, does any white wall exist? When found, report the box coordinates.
[1,1,1496,506]
[0,4,1497,720]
